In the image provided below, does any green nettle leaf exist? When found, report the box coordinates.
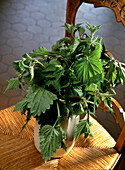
[31,47,48,57]
[87,23,102,35]
[42,63,64,92]
[75,119,93,141]
[18,110,32,134]
[89,44,102,59]
[4,78,20,93]
[117,63,125,85]
[78,27,85,37]
[52,37,72,51]
[101,45,111,61]
[74,44,103,85]
[63,23,76,34]
[73,103,84,115]
[31,47,59,58]
[39,125,64,163]
[69,37,80,54]
[19,61,25,71]
[63,23,83,35]
[61,141,67,152]
[73,87,83,97]
[75,23,83,29]
[58,37,72,43]
[14,98,28,114]
[13,60,22,72]
[52,42,62,51]
[43,63,60,72]
[46,79,62,92]
[85,83,98,92]
[23,53,31,59]
[105,59,116,85]
[26,85,57,116]
[103,97,114,113]
[24,74,32,85]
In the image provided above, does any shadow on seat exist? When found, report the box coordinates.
[0,102,124,169]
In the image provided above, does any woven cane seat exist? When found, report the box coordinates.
[0,106,120,170]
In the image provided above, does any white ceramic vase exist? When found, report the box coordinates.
[34,115,80,158]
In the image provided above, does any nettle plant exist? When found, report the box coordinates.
[5,23,125,162]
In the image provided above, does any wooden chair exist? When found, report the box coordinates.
[66,0,125,37]
[0,102,124,169]
[65,0,125,169]
[0,0,125,169]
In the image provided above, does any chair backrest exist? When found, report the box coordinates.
[65,0,125,153]
[99,98,125,152]
[65,0,125,37]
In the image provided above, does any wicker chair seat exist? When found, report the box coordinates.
[0,106,120,170]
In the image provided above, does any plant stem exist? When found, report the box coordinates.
[93,94,96,114]
[83,98,89,124]
[53,101,61,128]
[68,96,82,100]
[20,85,27,92]
[23,58,46,69]
[87,112,90,124]
[34,59,46,69]
[56,101,60,125]
[53,118,58,128]
[57,55,69,68]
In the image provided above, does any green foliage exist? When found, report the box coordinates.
[14,85,57,116]
[78,27,85,38]
[26,85,57,115]
[18,110,33,135]
[75,119,93,141]
[69,37,80,54]
[105,59,117,85]
[74,44,103,85]
[42,62,64,92]
[39,124,66,163]
[52,37,72,51]
[4,78,20,93]
[63,23,80,35]
[31,46,59,58]
[117,62,125,85]
[4,23,125,163]
[14,98,28,113]
[87,23,101,36]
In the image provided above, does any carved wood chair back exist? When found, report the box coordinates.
[65,0,125,155]
[66,0,125,37]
